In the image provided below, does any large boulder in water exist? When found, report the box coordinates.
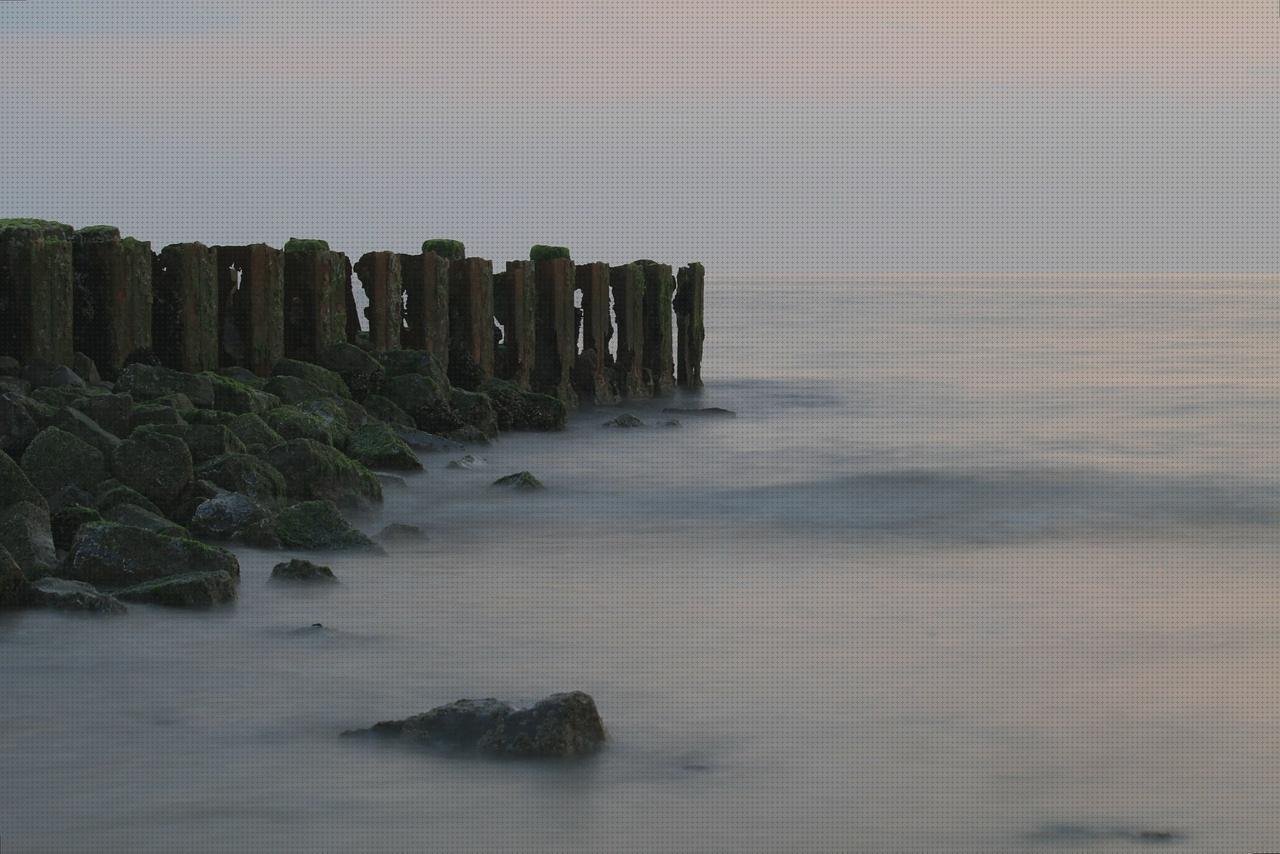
[111,425,194,508]
[28,577,126,614]
[346,691,605,758]
[317,342,384,401]
[265,439,382,507]
[116,570,237,607]
[271,558,336,583]
[228,412,284,455]
[264,405,336,446]
[196,453,287,503]
[362,394,414,428]
[449,389,498,440]
[21,426,106,502]
[479,379,566,432]
[274,500,376,550]
[345,422,421,471]
[189,492,279,547]
[0,500,57,578]
[61,521,240,587]
[116,363,215,409]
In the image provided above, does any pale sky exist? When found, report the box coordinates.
[2,1,1277,273]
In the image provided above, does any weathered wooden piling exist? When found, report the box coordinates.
[0,219,75,366]
[638,260,676,396]
[153,242,220,373]
[282,240,350,362]
[399,251,450,374]
[446,257,495,389]
[532,257,578,405]
[608,263,648,399]
[354,251,403,352]
[215,244,285,376]
[674,262,705,389]
[493,260,536,389]
[573,261,618,405]
[70,226,153,378]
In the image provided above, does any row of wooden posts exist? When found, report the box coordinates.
[0,223,706,405]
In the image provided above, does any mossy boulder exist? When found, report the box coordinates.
[0,393,42,457]
[178,423,248,463]
[479,379,567,431]
[283,238,330,253]
[275,500,376,550]
[129,402,187,430]
[54,406,123,456]
[72,392,133,438]
[94,480,165,518]
[449,389,499,440]
[346,422,422,471]
[21,426,106,500]
[228,412,284,455]
[116,570,237,607]
[28,577,126,614]
[0,446,46,510]
[317,342,384,402]
[271,358,351,400]
[202,372,280,414]
[264,374,331,405]
[112,425,194,507]
[362,394,414,428]
[103,503,188,539]
[379,373,462,435]
[295,397,367,448]
[22,362,85,391]
[62,521,240,587]
[50,503,102,551]
[0,500,56,578]
[116,363,215,409]
[72,352,101,384]
[217,366,266,389]
[377,349,449,388]
[182,408,237,427]
[189,492,279,548]
[0,545,31,607]
[264,405,335,446]
[196,453,288,503]
[265,439,382,507]
[492,471,545,490]
[271,558,337,583]
[421,239,465,260]
[529,245,571,262]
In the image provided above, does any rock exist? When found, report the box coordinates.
[94,480,165,518]
[492,471,544,490]
[377,372,462,435]
[0,545,32,607]
[217,366,265,388]
[394,427,464,453]
[479,379,566,432]
[0,393,41,458]
[50,503,102,551]
[0,500,56,578]
[448,425,491,445]
[164,478,220,528]
[449,388,499,439]
[228,412,284,455]
[196,453,287,503]
[203,372,280,414]
[661,407,736,418]
[179,423,248,463]
[129,402,187,430]
[28,577,126,614]
[378,523,425,544]
[0,356,19,377]
[274,500,376,550]
[189,492,279,547]
[271,558,337,583]
[103,503,188,538]
[346,422,422,471]
[317,342,384,402]
[72,352,101,384]
[116,570,237,607]
[264,405,336,446]
[54,406,123,456]
[21,426,106,501]
[375,473,408,490]
[603,414,644,428]
[264,373,331,405]
[116,363,215,408]
[377,348,450,387]
[21,362,85,391]
[62,521,240,587]
[271,358,351,400]
[265,439,382,507]
[347,691,605,758]
[664,419,681,428]
[294,396,363,448]
[362,394,414,428]
[0,376,31,396]
[72,392,133,438]
[112,425,194,507]
[447,454,485,470]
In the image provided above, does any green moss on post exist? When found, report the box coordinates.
[0,218,74,238]
[284,238,331,253]
[75,225,122,243]
[422,239,466,260]
[529,245,571,262]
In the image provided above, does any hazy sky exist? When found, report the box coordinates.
[2,1,1277,273]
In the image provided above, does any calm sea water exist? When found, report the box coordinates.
[3,279,1280,852]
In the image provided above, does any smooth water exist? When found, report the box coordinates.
[3,279,1280,852]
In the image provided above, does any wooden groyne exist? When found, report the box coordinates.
[0,221,705,401]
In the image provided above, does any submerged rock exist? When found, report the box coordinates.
[271,558,337,583]
[275,500,376,551]
[603,414,644,428]
[265,438,382,507]
[393,427,463,453]
[378,523,425,544]
[346,422,422,471]
[492,471,545,490]
[479,379,566,432]
[345,691,605,759]
[116,570,237,607]
[61,521,240,587]
[196,453,288,503]
[28,577,126,614]
[447,454,485,469]
[660,406,736,418]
